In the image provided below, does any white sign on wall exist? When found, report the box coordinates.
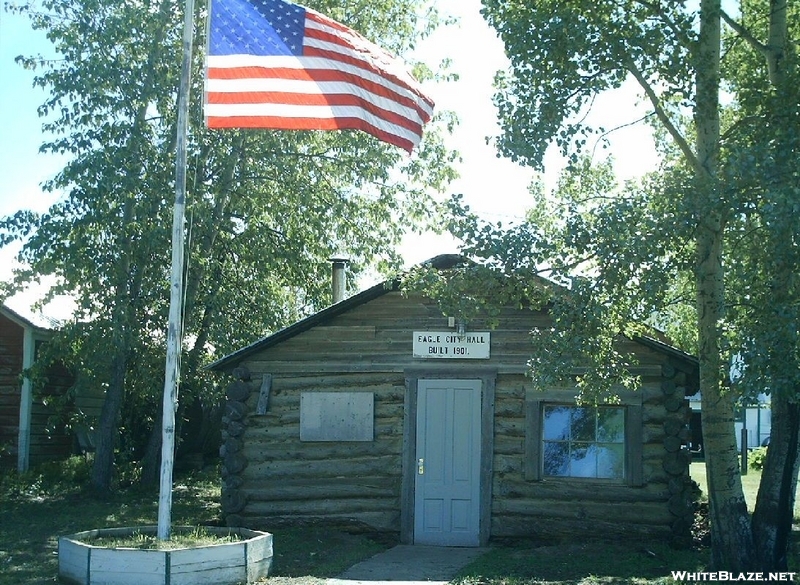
[412,331,491,359]
[300,392,374,441]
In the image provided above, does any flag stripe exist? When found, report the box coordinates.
[204,0,434,152]
[205,102,422,147]
[205,90,424,135]
[207,54,433,121]
[206,58,432,124]
[300,46,433,119]
[303,11,434,108]
[207,114,417,153]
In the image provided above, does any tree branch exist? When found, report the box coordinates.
[625,60,699,172]
[720,10,767,56]
[632,0,696,50]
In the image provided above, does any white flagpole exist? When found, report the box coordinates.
[158,0,196,541]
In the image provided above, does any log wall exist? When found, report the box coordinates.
[217,291,695,546]
[0,313,24,468]
[0,313,83,469]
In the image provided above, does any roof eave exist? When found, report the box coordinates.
[0,305,54,335]
[205,279,399,373]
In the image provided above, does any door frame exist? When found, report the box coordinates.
[400,368,496,546]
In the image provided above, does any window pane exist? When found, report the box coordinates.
[595,444,625,478]
[539,405,628,480]
[569,445,596,477]
[543,406,571,440]
[570,407,595,442]
[543,442,570,476]
[597,408,625,443]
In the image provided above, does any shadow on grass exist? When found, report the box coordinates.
[0,463,222,585]
[267,525,398,578]
[456,540,707,585]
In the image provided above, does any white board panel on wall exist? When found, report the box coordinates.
[300,392,374,441]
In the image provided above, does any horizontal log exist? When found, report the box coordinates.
[226,380,252,402]
[246,497,399,516]
[494,437,524,455]
[494,399,524,417]
[663,418,684,436]
[642,422,668,444]
[301,325,377,340]
[232,365,251,380]
[282,394,405,412]
[224,476,244,490]
[665,396,686,412]
[221,489,247,513]
[491,513,672,540]
[236,510,400,533]
[494,479,667,503]
[662,450,691,476]
[268,324,545,355]
[252,345,546,367]
[225,401,247,421]
[492,498,674,525]
[243,477,398,501]
[224,437,243,454]
[241,437,402,462]
[241,422,298,441]
[494,418,526,437]
[493,454,524,475]
[495,383,526,399]
[668,492,694,517]
[272,375,405,393]
[244,454,401,479]
[250,415,404,436]
[663,436,683,453]
[245,360,531,375]
[222,452,248,475]
[226,420,246,437]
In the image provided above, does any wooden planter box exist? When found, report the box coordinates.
[58,526,272,585]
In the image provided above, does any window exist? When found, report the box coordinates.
[525,393,643,485]
[541,405,625,479]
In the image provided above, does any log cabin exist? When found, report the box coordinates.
[208,256,698,547]
[1,303,70,471]
[0,303,102,472]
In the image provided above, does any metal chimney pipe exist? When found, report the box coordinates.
[330,256,349,304]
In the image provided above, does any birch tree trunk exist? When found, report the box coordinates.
[694,0,755,570]
[752,393,800,571]
[749,0,799,570]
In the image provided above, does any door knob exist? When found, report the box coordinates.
[417,458,424,475]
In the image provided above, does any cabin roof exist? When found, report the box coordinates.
[207,278,399,372]
[0,303,58,334]
[206,254,698,373]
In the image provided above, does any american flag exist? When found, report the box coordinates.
[205,0,435,153]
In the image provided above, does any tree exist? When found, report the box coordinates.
[715,0,800,569]
[1,0,457,494]
[436,0,796,571]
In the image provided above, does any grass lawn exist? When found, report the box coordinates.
[689,458,800,518]
[455,541,705,585]
[0,459,224,585]
[4,456,799,585]
[0,457,395,585]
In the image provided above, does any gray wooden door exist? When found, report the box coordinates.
[414,379,482,546]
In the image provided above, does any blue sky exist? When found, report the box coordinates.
[0,7,68,218]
